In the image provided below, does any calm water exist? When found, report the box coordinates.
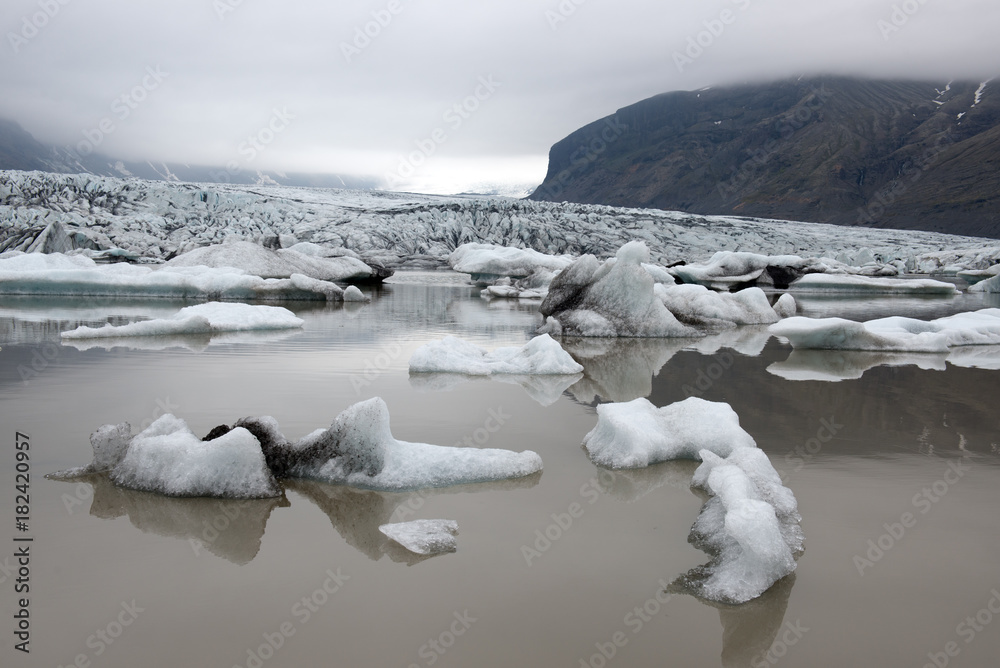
[1,274,999,668]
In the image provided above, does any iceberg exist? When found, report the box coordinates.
[770,309,1000,353]
[379,519,459,555]
[582,397,757,469]
[408,334,584,375]
[969,273,1000,293]
[655,283,787,329]
[60,302,303,339]
[481,269,557,300]
[0,251,353,301]
[539,242,701,338]
[449,243,573,285]
[166,240,381,283]
[673,447,803,604]
[673,252,855,291]
[106,415,282,499]
[789,273,959,295]
[283,398,543,491]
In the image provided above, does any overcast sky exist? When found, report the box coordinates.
[1,0,998,193]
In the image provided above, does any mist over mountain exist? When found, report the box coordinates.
[0,119,379,191]
[529,77,1000,238]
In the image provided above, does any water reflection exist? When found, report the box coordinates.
[73,473,287,565]
[60,329,302,352]
[713,574,797,668]
[409,372,582,407]
[56,471,541,566]
[768,345,1000,382]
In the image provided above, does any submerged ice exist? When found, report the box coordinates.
[379,519,459,555]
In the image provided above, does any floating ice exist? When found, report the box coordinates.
[770,309,1000,353]
[582,397,757,469]
[408,334,583,376]
[673,252,851,291]
[166,240,377,282]
[539,242,700,338]
[379,519,459,555]
[969,273,1000,293]
[481,268,557,300]
[772,293,797,319]
[675,448,803,604]
[789,273,959,295]
[655,283,786,329]
[284,398,543,491]
[109,415,282,499]
[60,302,303,339]
[0,251,351,300]
[343,285,368,302]
[449,243,573,285]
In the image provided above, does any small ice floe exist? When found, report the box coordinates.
[379,519,459,555]
[408,334,583,375]
[60,302,303,339]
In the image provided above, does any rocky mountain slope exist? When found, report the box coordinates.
[529,77,1000,238]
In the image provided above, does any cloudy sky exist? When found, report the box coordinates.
[1,0,997,193]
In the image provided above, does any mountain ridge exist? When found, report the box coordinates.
[529,77,1000,238]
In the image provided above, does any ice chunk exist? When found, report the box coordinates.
[60,302,303,339]
[0,251,354,301]
[166,240,376,282]
[582,397,757,469]
[409,334,583,375]
[287,398,543,491]
[969,273,1000,293]
[674,447,802,604]
[540,242,701,338]
[449,243,573,285]
[673,252,844,291]
[109,415,282,498]
[379,519,459,555]
[771,309,1000,352]
[655,284,782,328]
[342,285,368,302]
[790,273,959,295]
[50,422,134,477]
[772,293,797,319]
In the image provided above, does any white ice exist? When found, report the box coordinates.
[969,273,1000,293]
[109,415,282,498]
[379,519,459,555]
[680,448,803,604]
[0,251,350,300]
[539,242,700,338]
[654,283,788,328]
[582,397,757,469]
[166,240,374,282]
[770,309,1000,353]
[449,243,573,284]
[408,334,583,375]
[60,302,303,339]
[789,273,959,295]
[287,398,543,491]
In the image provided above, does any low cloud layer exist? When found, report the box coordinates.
[1,0,997,193]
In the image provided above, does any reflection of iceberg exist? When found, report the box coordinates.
[767,349,948,382]
[286,474,540,564]
[945,345,1000,370]
[68,473,287,565]
[408,372,581,407]
[563,329,772,404]
[711,573,797,668]
[592,461,698,503]
[60,328,300,352]
[563,337,688,403]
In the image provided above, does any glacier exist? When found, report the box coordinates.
[3,171,1000,274]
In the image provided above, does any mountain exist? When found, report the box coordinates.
[0,119,379,190]
[528,77,1000,238]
